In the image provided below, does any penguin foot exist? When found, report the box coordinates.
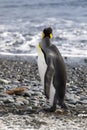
[34,106,56,113]
[43,106,56,112]
[60,103,69,112]
[61,103,67,109]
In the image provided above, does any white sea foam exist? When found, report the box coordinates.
[0,18,87,58]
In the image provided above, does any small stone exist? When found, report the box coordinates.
[0,93,9,97]
[0,86,4,91]
[68,103,76,108]
[78,100,87,104]
[0,101,4,105]
[24,106,37,114]
[66,93,79,104]
[23,91,31,97]
[14,102,24,106]
[3,96,14,103]
[16,97,29,105]
[23,99,29,105]
[0,78,10,84]
[80,96,87,101]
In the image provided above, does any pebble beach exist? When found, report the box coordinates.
[0,56,87,130]
[0,0,87,129]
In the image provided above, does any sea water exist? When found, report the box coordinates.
[0,0,87,57]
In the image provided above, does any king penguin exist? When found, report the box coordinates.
[37,27,67,112]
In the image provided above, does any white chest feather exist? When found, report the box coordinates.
[37,45,47,87]
[37,44,55,106]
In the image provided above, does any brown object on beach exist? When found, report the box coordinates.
[6,87,27,95]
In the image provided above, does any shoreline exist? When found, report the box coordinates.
[0,54,87,66]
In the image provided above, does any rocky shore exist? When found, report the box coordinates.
[0,57,87,130]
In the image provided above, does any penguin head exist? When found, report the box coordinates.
[42,27,53,39]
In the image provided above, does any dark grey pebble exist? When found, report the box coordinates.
[23,91,31,97]
[78,100,87,104]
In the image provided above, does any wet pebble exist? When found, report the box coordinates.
[16,97,29,105]
[22,91,31,97]
[0,85,4,91]
[66,93,79,105]
[78,100,87,104]
[0,78,10,84]
[1,96,14,104]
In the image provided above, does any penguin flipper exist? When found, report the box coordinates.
[44,57,54,99]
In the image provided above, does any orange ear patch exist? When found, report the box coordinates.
[50,33,53,39]
[42,32,45,38]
